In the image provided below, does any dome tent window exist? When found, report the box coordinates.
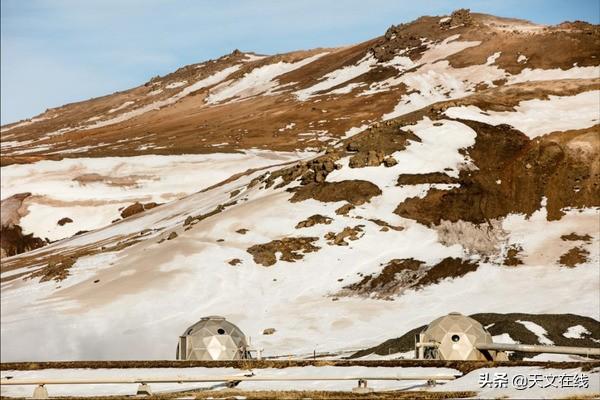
[176,316,251,360]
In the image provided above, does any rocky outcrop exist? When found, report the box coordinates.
[395,122,600,225]
[290,180,382,205]
[1,193,46,258]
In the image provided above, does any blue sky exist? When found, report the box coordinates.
[2,0,599,125]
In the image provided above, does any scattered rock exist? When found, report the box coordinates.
[346,142,359,152]
[120,202,162,219]
[167,232,178,240]
[236,228,249,234]
[335,203,355,215]
[325,225,365,246]
[183,216,194,226]
[57,217,73,226]
[228,258,242,266]
[262,328,276,335]
[247,237,320,267]
[504,245,524,266]
[120,202,145,218]
[295,214,333,228]
[383,156,398,167]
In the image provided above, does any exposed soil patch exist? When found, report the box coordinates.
[290,180,382,205]
[73,173,156,187]
[351,313,600,360]
[296,214,333,229]
[561,232,593,242]
[341,257,478,299]
[247,237,320,266]
[29,255,77,282]
[325,225,365,246]
[559,246,590,267]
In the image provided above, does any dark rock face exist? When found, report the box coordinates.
[1,225,46,258]
[395,121,600,225]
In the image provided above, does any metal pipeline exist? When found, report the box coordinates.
[477,343,600,357]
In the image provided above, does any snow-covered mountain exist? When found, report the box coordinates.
[1,9,598,362]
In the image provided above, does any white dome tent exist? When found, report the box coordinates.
[176,316,251,360]
[416,312,500,361]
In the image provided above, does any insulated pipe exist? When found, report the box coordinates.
[477,343,600,357]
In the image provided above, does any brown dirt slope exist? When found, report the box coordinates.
[1,10,597,165]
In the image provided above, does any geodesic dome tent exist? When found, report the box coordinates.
[417,312,498,361]
[176,316,250,360]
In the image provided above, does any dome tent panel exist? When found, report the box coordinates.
[177,315,250,360]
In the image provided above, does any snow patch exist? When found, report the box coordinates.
[444,90,600,138]
[295,54,377,101]
[206,53,327,104]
